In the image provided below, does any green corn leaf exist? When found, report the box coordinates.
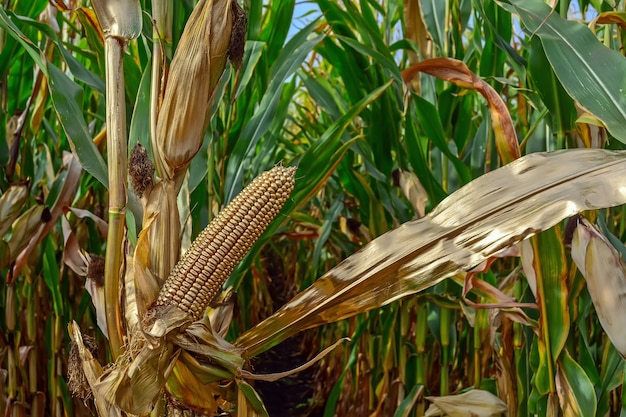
[556,349,597,417]
[0,8,47,74]
[224,21,322,203]
[47,63,108,187]
[509,0,626,144]
[527,37,576,137]
[526,227,569,361]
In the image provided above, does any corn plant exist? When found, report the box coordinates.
[4,0,626,416]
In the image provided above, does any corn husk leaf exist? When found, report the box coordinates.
[153,0,233,186]
[163,321,245,414]
[85,276,108,339]
[0,205,47,270]
[132,210,164,314]
[0,183,29,236]
[95,342,179,415]
[170,321,244,374]
[570,216,626,357]
[164,356,222,413]
[143,180,181,288]
[208,288,236,337]
[424,389,507,417]
[236,149,626,357]
[94,306,243,415]
[123,254,141,337]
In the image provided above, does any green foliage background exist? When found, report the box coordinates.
[2,0,626,415]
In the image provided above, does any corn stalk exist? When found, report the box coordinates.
[91,0,142,358]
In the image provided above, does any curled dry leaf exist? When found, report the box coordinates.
[402,0,431,85]
[393,168,429,218]
[570,216,626,357]
[402,57,520,165]
[67,207,108,236]
[61,215,89,276]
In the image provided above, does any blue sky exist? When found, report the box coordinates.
[288,0,322,39]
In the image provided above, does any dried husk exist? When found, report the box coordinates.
[392,168,428,218]
[153,0,233,187]
[0,182,29,236]
[143,180,181,287]
[570,216,626,357]
[7,205,47,260]
[0,205,47,270]
[144,0,236,288]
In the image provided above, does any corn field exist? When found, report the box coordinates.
[3,0,626,416]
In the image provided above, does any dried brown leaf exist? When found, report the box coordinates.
[237,149,626,357]
[403,58,520,165]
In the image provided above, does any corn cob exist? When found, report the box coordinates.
[155,166,296,321]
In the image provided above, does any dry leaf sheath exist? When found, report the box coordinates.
[146,0,246,283]
[155,166,296,321]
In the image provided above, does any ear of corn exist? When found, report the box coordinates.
[570,216,626,357]
[153,0,234,187]
[155,166,296,321]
